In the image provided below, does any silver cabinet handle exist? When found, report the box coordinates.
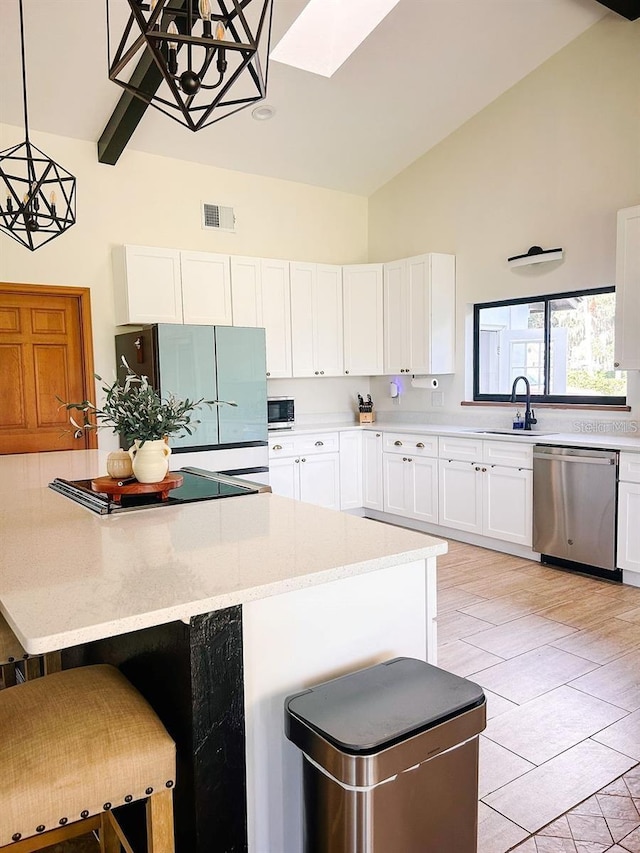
[407,457,413,462]
[345,370,350,374]
[403,457,407,461]
[315,441,324,447]
[416,442,425,449]
[301,458,306,462]
[266,372,271,377]
[482,467,487,472]
[376,433,381,437]
[475,466,481,471]
[272,444,282,451]
[394,440,403,446]
[314,371,319,375]
[320,370,325,375]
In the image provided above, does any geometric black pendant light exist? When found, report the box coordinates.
[0,0,77,251]
[106,0,274,132]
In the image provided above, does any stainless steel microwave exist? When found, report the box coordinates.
[267,397,295,430]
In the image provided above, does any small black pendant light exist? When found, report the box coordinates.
[0,0,77,251]
[107,0,274,132]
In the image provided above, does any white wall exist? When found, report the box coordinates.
[0,128,369,442]
[368,14,640,431]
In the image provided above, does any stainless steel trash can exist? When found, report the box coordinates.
[285,657,486,853]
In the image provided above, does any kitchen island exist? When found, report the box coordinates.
[0,450,446,853]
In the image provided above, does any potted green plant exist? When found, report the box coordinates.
[58,360,235,483]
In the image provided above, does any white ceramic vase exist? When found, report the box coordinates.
[128,439,171,484]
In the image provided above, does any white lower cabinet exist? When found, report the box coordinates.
[299,454,341,509]
[269,456,300,501]
[618,483,640,574]
[438,439,533,546]
[438,459,483,533]
[339,431,363,510]
[618,452,640,576]
[382,432,439,524]
[362,431,383,511]
[269,432,340,510]
[384,454,438,523]
[483,465,532,545]
[273,429,536,549]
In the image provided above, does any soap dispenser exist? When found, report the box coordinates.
[513,411,523,430]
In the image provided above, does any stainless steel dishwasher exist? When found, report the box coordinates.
[533,445,620,580]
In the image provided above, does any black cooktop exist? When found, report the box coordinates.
[49,468,263,515]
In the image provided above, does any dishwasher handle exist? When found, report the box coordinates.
[532,451,616,465]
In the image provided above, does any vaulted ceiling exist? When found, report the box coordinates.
[0,0,624,195]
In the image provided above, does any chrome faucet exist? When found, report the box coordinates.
[510,376,537,431]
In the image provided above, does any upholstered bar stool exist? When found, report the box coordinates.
[0,614,61,688]
[0,664,176,852]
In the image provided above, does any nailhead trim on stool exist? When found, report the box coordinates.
[0,664,176,848]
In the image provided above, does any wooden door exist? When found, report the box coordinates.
[0,283,96,454]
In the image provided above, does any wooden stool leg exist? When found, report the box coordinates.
[100,811,122,853]
[2,661,17,688]
[24,657,41,681]
[146,789,174,853]
[43,651,62,675]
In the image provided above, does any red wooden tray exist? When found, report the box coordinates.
[91,473,184,504]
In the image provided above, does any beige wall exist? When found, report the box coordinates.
[2,14,638,434]
[368,14,640,426]
[0,127,368,426]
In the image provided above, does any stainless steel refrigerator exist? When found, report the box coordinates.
[115,324,268,474]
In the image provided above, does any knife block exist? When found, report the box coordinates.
[359,412,375,424]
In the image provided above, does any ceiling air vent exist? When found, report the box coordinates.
[202,203,236,233]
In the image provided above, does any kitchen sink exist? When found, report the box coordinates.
[463,429,558,437]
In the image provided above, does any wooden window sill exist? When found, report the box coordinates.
[461,401,631,412]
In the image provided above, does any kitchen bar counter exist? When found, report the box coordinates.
[0,449,445,853]
[0,450,445,655]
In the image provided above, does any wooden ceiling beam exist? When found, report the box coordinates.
[97,0,189,166]
[97,52,161,166]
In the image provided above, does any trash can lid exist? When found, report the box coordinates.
[285,657,485,755]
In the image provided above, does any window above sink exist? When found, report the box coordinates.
[473,287,626,407]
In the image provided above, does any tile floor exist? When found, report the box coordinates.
[39,540,640,852]
[438,540,640,853]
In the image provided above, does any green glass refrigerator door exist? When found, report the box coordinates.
[215,326,267,445]
[156,324,219,449]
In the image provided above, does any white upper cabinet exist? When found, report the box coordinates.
[614,205,640,371]
[229,256,261,326]
[114,245,183,325]
[180,251,232,326]
[114,245,232,326]
[230,256,292,377]
[383,253,456,375]
[290,262,344,377]
[342,264,384,376]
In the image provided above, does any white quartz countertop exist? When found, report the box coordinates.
[0,451,446,655]
[274,422,640,452]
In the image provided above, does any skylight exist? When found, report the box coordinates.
[270,0,401,78]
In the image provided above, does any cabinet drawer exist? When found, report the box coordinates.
[620,452,640,484]
[483,440,533,469]
[269,432,339,458]
[295,432,340,455]
[268,435,298,457]
[383,432,438,457]
[439,436,483,462]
